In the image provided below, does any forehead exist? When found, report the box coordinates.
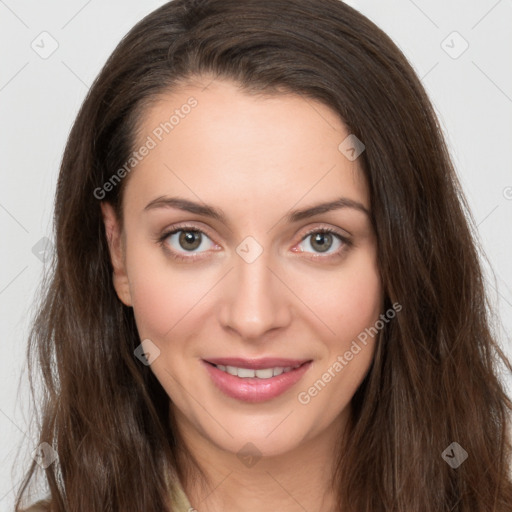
[124,78,369,219]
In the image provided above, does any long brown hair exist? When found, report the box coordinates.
[15,0,512,510]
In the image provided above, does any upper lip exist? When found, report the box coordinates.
[204,357,312,369]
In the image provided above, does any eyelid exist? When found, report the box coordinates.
[161,221,217,240]
[297,223,351,241]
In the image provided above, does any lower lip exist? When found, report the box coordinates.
[202,360,312,403]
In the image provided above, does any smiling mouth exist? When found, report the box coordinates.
[202,359,313,402]
[205,361,306,379]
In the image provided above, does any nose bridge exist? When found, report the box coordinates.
[220,241,290,339]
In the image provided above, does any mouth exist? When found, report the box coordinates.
[201,357,313,402]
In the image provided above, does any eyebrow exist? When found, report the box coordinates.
[143,195,370,225]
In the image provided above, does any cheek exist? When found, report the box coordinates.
[310,249,382,346]
[323,255,381,395]
[131,277,212,344]
[126,241,211,341]
[297,260,381,417]
[338,267,382,336]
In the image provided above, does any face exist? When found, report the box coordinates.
[102,77,383,459]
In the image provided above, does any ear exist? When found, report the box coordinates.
[100,202,133,307]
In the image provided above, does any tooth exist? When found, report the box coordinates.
[215,364,302,378]
[238,368,256,378]
[226,366,238,376]
[255,368,274,379]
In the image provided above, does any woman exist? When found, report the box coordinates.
[16,0,512,510]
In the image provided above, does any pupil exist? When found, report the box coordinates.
[312,233,332,253]
[180,231,201,251]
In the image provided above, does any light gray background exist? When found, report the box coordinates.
[1,0,511,508]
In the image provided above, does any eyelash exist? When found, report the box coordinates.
[155,224,352,262]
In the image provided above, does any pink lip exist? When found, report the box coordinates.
[202,359,313,403]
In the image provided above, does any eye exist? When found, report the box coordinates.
[157,225,218,262]
[294,227,351,259]
[156,224,352,262]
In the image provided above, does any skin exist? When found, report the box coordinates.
[102,76,383,512]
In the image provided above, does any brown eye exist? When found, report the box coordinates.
[158,225,217,261]
[177,230,202,251]
[295,227,351,259]
[309,232,334,253]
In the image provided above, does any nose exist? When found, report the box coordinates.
[218,248,292,341]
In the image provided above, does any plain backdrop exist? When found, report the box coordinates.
[1,0,511,508]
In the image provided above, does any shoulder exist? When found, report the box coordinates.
[20,498,51,512]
